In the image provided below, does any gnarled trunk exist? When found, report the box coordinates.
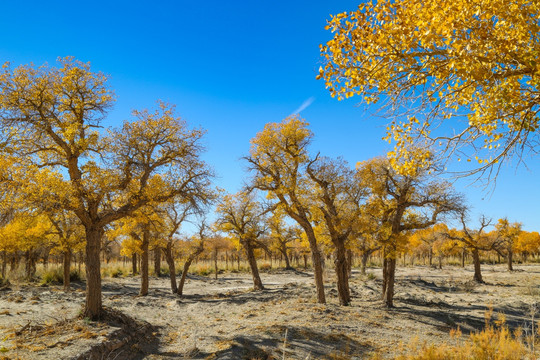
[83,227,103,320]
[132,253,137,275]
[334,245,350,305]
[507,246,513,271]
[140,229,150,296]
[213,248,219,280]
[280,243,292,270]
[244,240,264,290]
[361,252,369,275]
[154,247,161,277]
[164,243,177,293]
[63,250,72,291]
[24,250,37,281]
[472,248,483,283]
[382,257,396,307]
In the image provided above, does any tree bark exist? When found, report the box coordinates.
[383,257,396,307]
[280,243,292,269]
[154,247,161,277]
[334,245,350,305]
[83,227,103,320]
[63,250,71,291]
[177,258,195,296]
[346,249,353,278]
[140,229,150,296]
[361,252,369,275]
[507,245,513,271]
[213,248,218,280]
[1,251,6,279]
[461,249,466,268]
[132,253,137,275]
[25,250,37,280]
[164,243,177,293]
[244,240,264,290]
[472,248,483,283]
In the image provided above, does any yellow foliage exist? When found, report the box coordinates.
[320,0,540,174]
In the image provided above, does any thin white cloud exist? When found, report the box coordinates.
[291,97,315,115]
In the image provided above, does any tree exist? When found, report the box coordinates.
[357,156,464,307]
[495,218,522,271]
[215,191,267,291]
[267,209,297,270]
[516,231,540,262]
[319,0,540,176]
[176,222,209,296]
[445,215,503,282]
[47,210,85,290]
[245,116,326,303]
[307,156,366,305]
[160,201,198,293]
[0,58,213,319]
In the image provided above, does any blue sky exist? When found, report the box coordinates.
[1,1,538,232]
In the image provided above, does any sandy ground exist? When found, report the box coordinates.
[0,263,539,359]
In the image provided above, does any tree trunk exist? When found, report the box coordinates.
[1,251,6,279]
[164,243,177,293]
[25,250,37,280]
[63,250,72,291]
[461,249,466,267]
[361,252,369,275]
[438,256,442,269]
[303,254,308,269]
[214,248,218,280]
[346,249,353,278]
[334,244,350,305]
[83,227,103,320]
[132,253,137,275]
[244,241,264,290]
[472,248,483,283]
[383,257,396,307]
[309,240,326,304]
[507,245,513,271]
[429,248,433,266]
[154,247,161,277]
[140,229,149,296]
[280,243,292,269]
[177,258,194,296]
[237,255,240,270]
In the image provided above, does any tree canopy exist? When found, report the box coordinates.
[319,0,540,177]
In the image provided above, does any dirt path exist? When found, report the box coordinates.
[0,264,539,359]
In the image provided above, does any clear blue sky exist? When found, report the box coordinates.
[1,1,538,232]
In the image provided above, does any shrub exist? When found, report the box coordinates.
[41,268,82,285]
[384,313,534,360]
[41,268,64,285]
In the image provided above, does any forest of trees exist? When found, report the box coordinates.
[0,0,538,335]
[0,58,539,321]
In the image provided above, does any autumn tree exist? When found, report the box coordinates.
[357,156,464,307]
[516,231,540,262]
[0,58,213,319]
[495,218,522,271]
[176,222,209,296]
[307,156,366,305]
[47,210,85,290]
[159,201,198,293]
[267,209,297,270]
[445,215,503,282]
[319,0,540,176]
[245,116,326,303]
[215,191,267,290]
